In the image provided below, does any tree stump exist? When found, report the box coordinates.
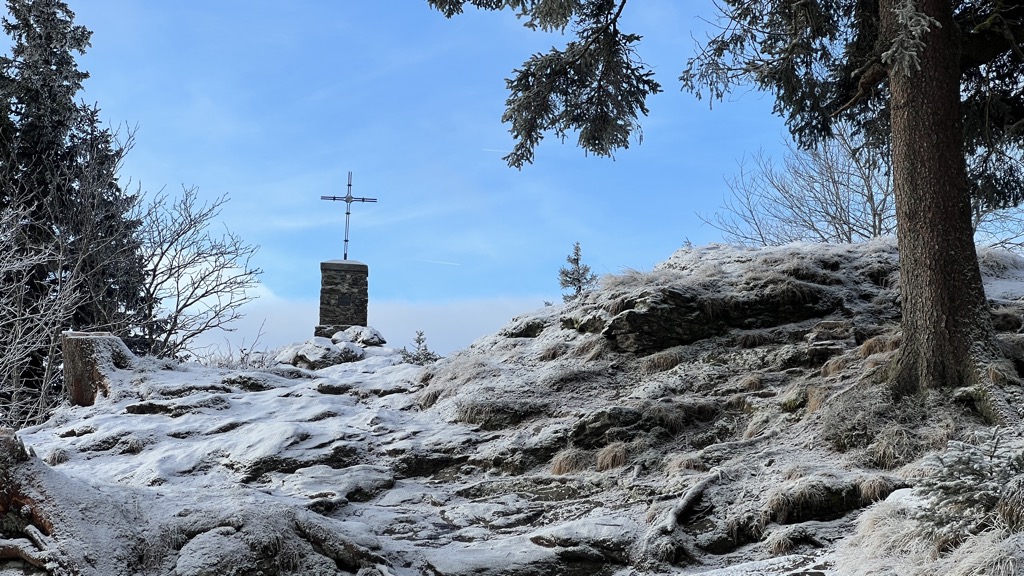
[61,332,136,407]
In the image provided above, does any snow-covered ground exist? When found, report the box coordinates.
[6,239,1024,575]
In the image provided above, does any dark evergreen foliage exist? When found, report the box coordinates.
[429,0,1024,396]
[559,241,597,302]
[0,0,147,389]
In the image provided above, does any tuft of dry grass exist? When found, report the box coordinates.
[734,330,777,349]
[782,465,807,481]
[724,394,752,412]
[997,476,1024,531]
[550,447,592,475]
[764,525,814,556]
[820,356,850,377]
[805,385,830,414]
[596,442,628,471]
[454,398,545,430]
[569,335,606,361]
[743,411,775,439]
[663,452,706,475]
[986,360,1019,386]
[122,437,146,455]
[603,296,636,316]
[640,401,689,434]
[867,425,918,470]
[416,358,501,408]
[739,373,764,391]
[858,333,902,359]
[991,306,1024,332]
[640,347,687,374]
[45,448,69,466]
[762,475,860,525]
[537,343,567,361]
[855,474,899,504]
[779,383,808,413]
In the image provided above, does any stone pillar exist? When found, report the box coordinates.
[316,260,368,338]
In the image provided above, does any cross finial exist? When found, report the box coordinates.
[320,171,377,260]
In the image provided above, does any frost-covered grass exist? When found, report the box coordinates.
[12,240,1024,575]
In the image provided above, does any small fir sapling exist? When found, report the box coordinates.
[559,241,598,302]
[401,331,442,366]
[914,430,1024,550]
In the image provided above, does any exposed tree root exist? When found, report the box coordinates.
[0,538,48,568]
[656,468,727,535]
[1,428,141,576]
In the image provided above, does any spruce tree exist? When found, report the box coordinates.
[0,0,146,394]
[429,0,1024,402]
[559,241,597,302]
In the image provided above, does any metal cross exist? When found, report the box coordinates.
[320,171,377,260]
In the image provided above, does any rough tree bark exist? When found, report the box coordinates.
[882,0,999,399]
[62,331,136,407]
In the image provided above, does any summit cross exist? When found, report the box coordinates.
[320,171,378,260]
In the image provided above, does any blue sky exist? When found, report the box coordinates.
[65,1,789,354]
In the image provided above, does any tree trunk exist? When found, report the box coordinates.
[882,0,994,396]
[62,331,136,406]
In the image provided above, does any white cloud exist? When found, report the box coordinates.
[188,284,551,358]
[369,296,550,354]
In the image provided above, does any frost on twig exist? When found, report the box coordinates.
[882,0,941,76]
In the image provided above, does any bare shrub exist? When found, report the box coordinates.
[192,322,271,369]
[551,447,592,475]
[596,442,628,471]
[136,187,262,359]
[700,123,895,247]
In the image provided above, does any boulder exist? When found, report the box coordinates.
[332,326,387,347]
[275,337,364,370]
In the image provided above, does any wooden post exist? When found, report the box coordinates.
[61,332,136,407]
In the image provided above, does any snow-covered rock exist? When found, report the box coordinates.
[8,241,1024,575]
[275,336,365,369]
[332,326,387,347]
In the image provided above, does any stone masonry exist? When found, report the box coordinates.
[316,260,368,337]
